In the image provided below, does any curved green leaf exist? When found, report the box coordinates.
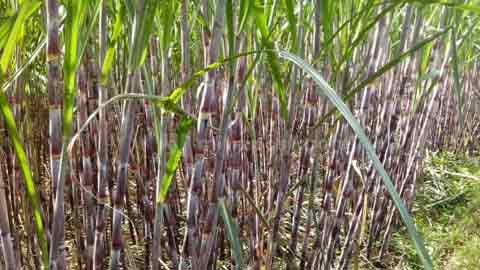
[277,50,433,270]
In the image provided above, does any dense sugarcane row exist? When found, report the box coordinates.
[1,0,479,270]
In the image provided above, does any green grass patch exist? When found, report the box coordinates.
[390,151,480,269]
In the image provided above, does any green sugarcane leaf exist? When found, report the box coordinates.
[252,2,268,36]
[123,0,135,18]
[419,41,434,78]
[320,0,332,40]
[454,3,480,14]
[156,116,195,204]
[0,92,48,266]
[0,17,15,50]
[111,3,124,40]
[100,48,115,84]
[64,0,88,88]
[238,0,252,33]
[406,0,480,14]
[277,50,433,270]
[159,0,176,54]
[77,0,104,70]
[63,0,88,138]
[226,0,235,70]
[320,0,335,66]
[283,0,296,50]
[100,3,124,85]
[128,0,157,71]
[311,0,374,61]
[0,0,41,74]
[252,3,288,119]
[2,35,46,92]
[154,98,189,116]
[219,198,244,270]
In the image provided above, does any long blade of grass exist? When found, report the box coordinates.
[218,198,244,270]
[277,50,434,270]
[0,0,41,74]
